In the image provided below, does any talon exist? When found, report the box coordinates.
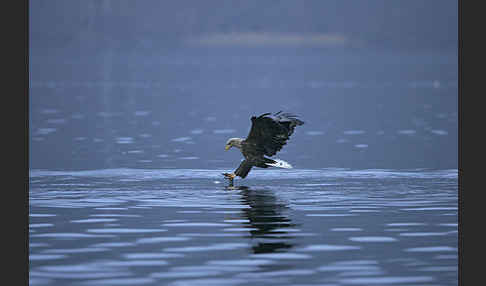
[222,173,236,180]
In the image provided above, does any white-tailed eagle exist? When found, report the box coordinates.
[223,111,304,182]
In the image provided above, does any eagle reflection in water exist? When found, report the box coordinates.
[230,186,297,254]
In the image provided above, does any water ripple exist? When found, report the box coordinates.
[29,168,458,180]
[29,167,458,285]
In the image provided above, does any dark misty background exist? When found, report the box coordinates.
[29,0,458,171]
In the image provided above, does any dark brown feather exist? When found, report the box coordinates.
[244,112,304,157]
[234,160,253,178]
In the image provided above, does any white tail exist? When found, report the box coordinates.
[266,159,293,169]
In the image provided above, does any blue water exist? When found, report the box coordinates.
[30,41,457,286]
[29,49,457,171]
[29,168,457,286]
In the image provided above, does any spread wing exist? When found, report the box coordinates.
[244,111,304,157]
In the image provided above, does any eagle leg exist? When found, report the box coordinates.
[222,172,236,186]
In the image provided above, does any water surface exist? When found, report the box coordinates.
[29,168,457,285]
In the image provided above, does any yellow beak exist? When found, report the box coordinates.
[225,145,231,151]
